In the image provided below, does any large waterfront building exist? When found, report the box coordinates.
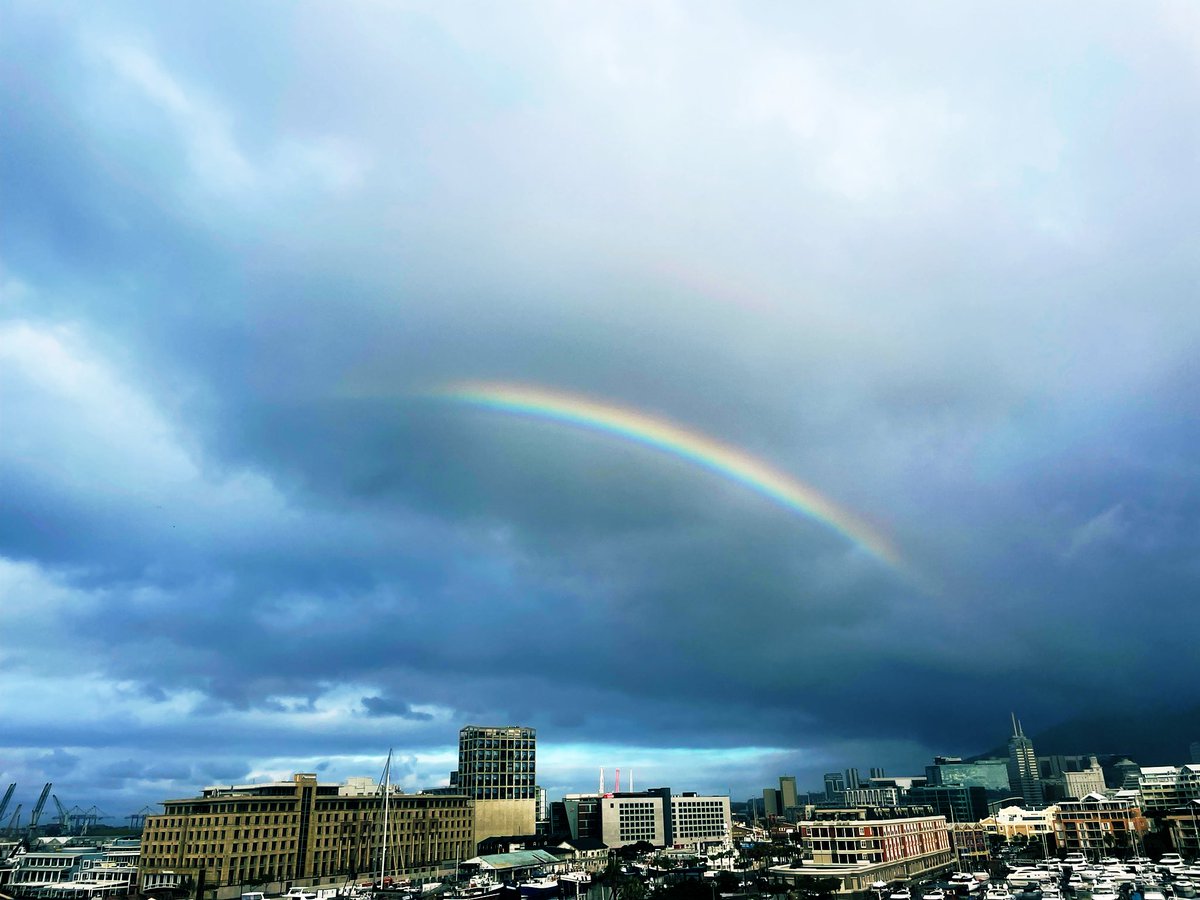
[1054,793,1148,857]
[4,840,140,899]
[1007,715,1045,807]
[138,774,473,900]
[457,725,537,847]
[1137,765,1200,811]
[770,808,953,894]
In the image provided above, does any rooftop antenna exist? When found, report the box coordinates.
[630,770,634,792]
[599,768,605,795]
[615,768,620,793]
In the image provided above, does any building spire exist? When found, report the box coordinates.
[1011,711,1020,737]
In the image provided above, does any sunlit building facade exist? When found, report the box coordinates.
[138,774,473,900]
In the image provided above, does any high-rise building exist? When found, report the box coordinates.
[824,772,846,801]
[763,788,780,817]
[1190,742,1200,765]
[1007,714,1045,807]
[458,725,537,847]
[779,776,798,812]
[870,767,886,779]
[846,768,862,790]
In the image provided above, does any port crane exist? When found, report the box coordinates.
[4,804,21,837]
[127,806,153,831]
[52,795,71,833]
[0,784,14,823]
[26,782,51,838]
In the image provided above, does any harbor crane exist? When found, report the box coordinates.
[4,804,21,838]
[127,806,153,831]
[52,795,71,833]
[74,806,110,835]
[27,783,51,836]
[0,784,14,823]
[68,805,89,833]
[27,782,51,838]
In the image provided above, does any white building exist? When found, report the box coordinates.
[1063,759,1107,800]
[600,795,666,848]
[1138,765,1200,811]
[5,841,140,899]
[979,806,1058,841]
[670,794,732,849]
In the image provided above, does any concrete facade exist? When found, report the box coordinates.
[669,795,731,848]
[599,795,665,848]
[457,725,537,848]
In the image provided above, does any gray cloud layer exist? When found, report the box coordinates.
[2,1,1199,813]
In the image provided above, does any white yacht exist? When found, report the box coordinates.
[923,889,946,900]
[983,887,1012,900]
[889,888,912,900]
[949,873,977,892]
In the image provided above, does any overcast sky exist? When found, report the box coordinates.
[3,1,1200,819]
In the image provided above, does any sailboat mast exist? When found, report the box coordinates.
[380,750,393,888]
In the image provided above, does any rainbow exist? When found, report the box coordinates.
[434,381,901,567]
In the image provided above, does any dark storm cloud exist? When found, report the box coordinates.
[3,0,1200,808]
[361,697,434,721]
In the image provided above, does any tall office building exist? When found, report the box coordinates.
[870,768,886,779]
[763,788,780,817]
[1007,714,1045,807]
[846,768,862,790]
[780,776,798,812]
[458,725,537,847]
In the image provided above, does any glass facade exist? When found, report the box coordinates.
[457,725,537,801]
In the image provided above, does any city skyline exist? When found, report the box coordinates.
[3,3,1200,821]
